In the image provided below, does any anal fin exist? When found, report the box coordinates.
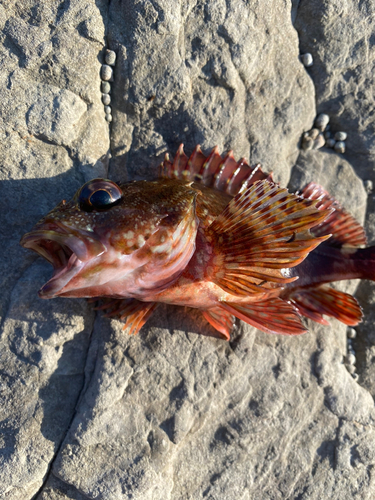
[288,285,363,326]
[201,307,235,340]
[220,297,307,335]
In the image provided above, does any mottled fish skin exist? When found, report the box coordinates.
[20,146,375,339]
[21,179,199,300]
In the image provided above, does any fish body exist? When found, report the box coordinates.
[20,145,375,339]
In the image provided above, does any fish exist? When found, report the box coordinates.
[20,144,375,340]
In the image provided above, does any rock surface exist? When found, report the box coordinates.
[1,1,375,499]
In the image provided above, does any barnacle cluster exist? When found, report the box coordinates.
[301,113,348,154]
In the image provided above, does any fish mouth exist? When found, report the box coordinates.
[20,223,106,298]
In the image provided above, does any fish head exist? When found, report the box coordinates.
[20,178,199,299]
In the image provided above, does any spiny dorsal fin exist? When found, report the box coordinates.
[220,297,307,335]
[300,182,367,248]
[206,180,332,297]
[160,144,272,196]
[288,285,363,326]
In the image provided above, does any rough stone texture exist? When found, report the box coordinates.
[108,0,315,185]
[1,1,375,499]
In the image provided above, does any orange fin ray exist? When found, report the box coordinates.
[201,307,235,340]
[220,298,307,335]
[123,302,158,336]
[300,182,367,248]
[207,180,332,296]
[160,144,271,196]
[97,298,158,335]
[288,285,363,327]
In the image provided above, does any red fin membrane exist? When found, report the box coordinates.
[98,298,158,335]
[201,307,235,340]
[207,180,332,296]
[160,144,272,196]
[220,297,307,335]
[301,182,367,248]
[289,285,363,326]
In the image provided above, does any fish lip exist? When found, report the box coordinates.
[20,222,106,298]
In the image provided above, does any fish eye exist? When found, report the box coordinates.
[78,179,123,211]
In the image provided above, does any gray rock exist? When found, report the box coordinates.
[108,0,315,184]
[1,1,375,499]
[289,149,367,232]
[294,0,375,174]
[25,83,87,147]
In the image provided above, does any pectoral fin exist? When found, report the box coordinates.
[207,180,332,297]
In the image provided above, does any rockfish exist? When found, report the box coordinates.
[20,145,375,340]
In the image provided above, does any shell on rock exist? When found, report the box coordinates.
[314,114,330,131]
[346,364,356,374]
[346,353,356,365]
[334,141,346,153]
[104,105,111,114]
[334,131,347,141]
[313,133,325,150]
[105,50,116,66]
[101,65,113,82]
[102,94,111,105]
[301,53,313,67]
[347,327,357,339]
[105,114,112,123]
[301,136,314,151]
[364,180,373,193]
[308,128,320,140]
[101,81,111,94]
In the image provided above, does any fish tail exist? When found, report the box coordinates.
[160,144,272,196]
